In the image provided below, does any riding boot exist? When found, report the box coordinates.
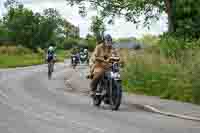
[90,73,101,96]
[90,78,99,96]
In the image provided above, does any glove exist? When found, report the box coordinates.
[86,74,93,79]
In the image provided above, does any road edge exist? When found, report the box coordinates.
[131,103,200,122]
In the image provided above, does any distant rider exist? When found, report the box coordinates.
[83,48,88,57]
[71,47,79,64]
[46,45,56,71]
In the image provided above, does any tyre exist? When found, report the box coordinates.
[92,83,102,107]
[48,62,53,80]
[72,64,76,69]
[93,95,101,107]
[111,81,122,110]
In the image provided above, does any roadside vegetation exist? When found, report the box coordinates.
[66,0,200,105]
[66,0,200,104]
[0,0,81,68]
[122,36,200,105]
[0,46,68,68]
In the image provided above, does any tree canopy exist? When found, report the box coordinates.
[90,16,105,42]
[1,0,80,50]
[66,0,200,39]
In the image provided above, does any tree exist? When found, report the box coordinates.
[1,0,80,50]
[3,3,67,49]
[63,20,80,39]
[4,0,20,8]
[66,0,173,31]
[66,0,200,39]
[85,33,96,51]
[3,4,36,48]
[174,0,200,39]
[90,16,105,43]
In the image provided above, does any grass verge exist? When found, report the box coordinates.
[0,46,69,68]
[0,54,43,68]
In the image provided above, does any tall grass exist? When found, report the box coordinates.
[0,46,43,68]
[122,37,200,104]
[0,46,69,68]
[0,46,31,55]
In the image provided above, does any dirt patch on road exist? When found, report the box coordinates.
[64,66,90,94]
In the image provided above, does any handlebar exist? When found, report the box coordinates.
[95,56,120,63]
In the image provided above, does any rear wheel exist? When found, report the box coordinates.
[71,59,76,69]
[48,62,53,80]
[72,64,76,69]
[111,81,122,110]
[72,62,77,69]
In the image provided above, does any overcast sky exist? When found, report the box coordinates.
[0,0,168,38]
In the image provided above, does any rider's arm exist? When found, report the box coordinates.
[112,48,126,67]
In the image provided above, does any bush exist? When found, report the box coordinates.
[36,47,45,56]
[85,38,96,51]
[0,46,8,54]
[87,40,96,51]
[62,38,79,50]
[160,34,200,60]
[139,34,159,46]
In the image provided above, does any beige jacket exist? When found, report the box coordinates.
[89,43,120,74]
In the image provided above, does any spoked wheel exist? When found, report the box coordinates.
[110,81,122,111]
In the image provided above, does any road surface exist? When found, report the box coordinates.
[0,63,199,133]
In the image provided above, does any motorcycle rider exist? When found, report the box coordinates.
[84,48,88,57]
[84,48,88,54]
[84,48,89,64]
[71,47,79,64]
[89,34,120,96]
[46,45,56,71]
[80,48,89,63]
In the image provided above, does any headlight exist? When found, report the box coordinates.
[111,72,120,79]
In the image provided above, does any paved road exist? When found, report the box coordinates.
[0,63,200,133]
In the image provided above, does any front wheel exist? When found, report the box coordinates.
[111,81,122,110]
[93,95,101,107]
[92,83,102,107]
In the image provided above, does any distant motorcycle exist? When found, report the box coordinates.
[47,55,56,80]
[92,56,122,110]
[80,52,88,64]
[71,54,79,69]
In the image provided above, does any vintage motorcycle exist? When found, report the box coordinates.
[92,56,122,110]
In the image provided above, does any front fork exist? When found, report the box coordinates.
[110,79,114,105]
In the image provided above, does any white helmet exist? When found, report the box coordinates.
[84,49,88,53]
[48,46,54,51]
